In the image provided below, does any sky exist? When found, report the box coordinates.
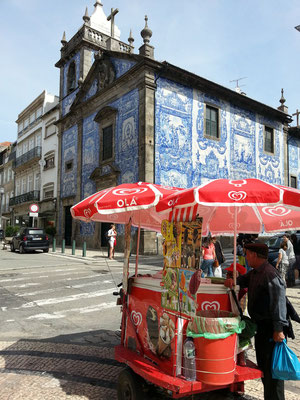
[1,0,300,143]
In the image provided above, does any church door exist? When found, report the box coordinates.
[64,206,72,246]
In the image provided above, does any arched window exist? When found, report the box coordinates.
[67,61,76,94]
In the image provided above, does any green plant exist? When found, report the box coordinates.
[5,225,19,237]
[45,226,56,237]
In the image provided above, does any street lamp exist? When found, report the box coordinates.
[0,187,4,229]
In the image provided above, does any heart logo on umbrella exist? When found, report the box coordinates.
[262,206,291,217]
[131,311,142,326]
[113,188,148,195]
[201,301,220,310]
[228,191,247,201]
[83,208,92,219]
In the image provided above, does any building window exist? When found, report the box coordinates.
[67,61,76,94]
[264,126,274,154]
[28,174,33,191]
[65,160,73,172]
[102,125,113,161]
[44,155,55,170]
[45,122,56,138]
[43,183,54,199]
[205,104,219,139]
[291,176,297,188]
[36,107,42,119]
[35,173,40,191]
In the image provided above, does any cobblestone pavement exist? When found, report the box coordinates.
[0,249,299,399]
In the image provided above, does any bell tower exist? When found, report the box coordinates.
[55,1,134,115]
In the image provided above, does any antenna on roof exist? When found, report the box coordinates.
[230,77,247,94]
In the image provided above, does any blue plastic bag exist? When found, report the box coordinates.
[272,340,300,380]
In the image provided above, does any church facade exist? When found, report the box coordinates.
[56,1,296,252]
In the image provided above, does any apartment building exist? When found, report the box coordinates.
[10,91,59,228]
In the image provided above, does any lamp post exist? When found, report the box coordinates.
[0,187,4,229]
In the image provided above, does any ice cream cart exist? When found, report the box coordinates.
[70,181,266,400]
[114,219,262,399]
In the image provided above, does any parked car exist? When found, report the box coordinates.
[265,232,300,266]
[10,227,49,253]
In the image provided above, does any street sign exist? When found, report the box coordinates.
[29,204,39,213]
[29,212,39,217]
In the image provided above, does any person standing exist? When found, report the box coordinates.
[224,243,287,400]
[200,237,215,277]
[282,234,296,286]
[275,241,289,283]
[211,236,225,277]
[108,224,117,260]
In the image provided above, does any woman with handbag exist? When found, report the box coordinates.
[200,237,215,277]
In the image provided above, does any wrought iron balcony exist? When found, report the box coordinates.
[14,146,41,168]
[9,190,40,206]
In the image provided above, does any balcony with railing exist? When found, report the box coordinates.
[9,190,40,206]
[14,146,41,168]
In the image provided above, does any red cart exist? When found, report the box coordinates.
[70,181,265,399]
[114,221,262,400]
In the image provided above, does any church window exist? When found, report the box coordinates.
[264,126,274,154]
[205,105,219,139]
[65,160,73,172]
[67,61,76,94]
[102,125,113,161]
[291,175,297,188]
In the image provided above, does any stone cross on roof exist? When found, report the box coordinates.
[107,8,119,38]
[292,109,300,127]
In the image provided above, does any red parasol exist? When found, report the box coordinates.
[156,178,300,235]
[156,178,300,285]
[71,182,183,231]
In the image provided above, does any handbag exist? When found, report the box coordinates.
[213,259,219,268]
[272,339,300,380]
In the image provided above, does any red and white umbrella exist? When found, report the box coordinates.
[71,182,183,281]
[156,178,300,285]
[156,178,300,235]
[71,182,183,232]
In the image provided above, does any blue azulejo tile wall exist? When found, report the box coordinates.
[80,113,99,236]
[61,126,78,198]
[155,77,285,188]
[110,88,139,184]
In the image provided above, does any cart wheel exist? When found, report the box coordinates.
[19,244,25,254]
[10,243,15,252]
[117,368,144,400]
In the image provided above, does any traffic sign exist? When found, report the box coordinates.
[29,204,39,213]
[29,212,39,217]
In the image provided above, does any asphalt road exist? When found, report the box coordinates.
[0,248,299,400]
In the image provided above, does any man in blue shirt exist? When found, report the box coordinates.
[225,242,287,400]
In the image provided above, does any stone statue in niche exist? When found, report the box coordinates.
[97,59,115,90]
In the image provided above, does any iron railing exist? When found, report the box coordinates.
[9,190,40,206]
[14,146,41,168]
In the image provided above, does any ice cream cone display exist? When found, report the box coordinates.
[156,312,175,357]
